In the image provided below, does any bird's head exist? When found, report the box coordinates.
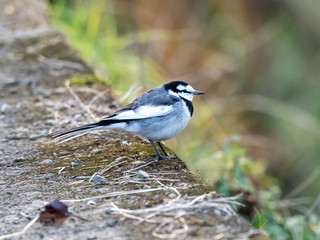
[164,81,205,101]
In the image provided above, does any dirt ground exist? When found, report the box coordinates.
[0,0,270,239]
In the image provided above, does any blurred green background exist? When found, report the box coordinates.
[48,0,320,238]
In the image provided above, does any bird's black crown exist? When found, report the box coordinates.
[164,81,189,92]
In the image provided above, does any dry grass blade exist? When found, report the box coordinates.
[124,159,158,173]
[99,160,128,175]
[151,217,189,239]
[89,172,98,182]
[65,80,99,122]
[155,179,181,205]
[61,187,165,203]
[105,191,242,239]
[88,89,109,106]
[107,192,241,215]
[110,202,157,223]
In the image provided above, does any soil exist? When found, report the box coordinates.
[0,0,270,239]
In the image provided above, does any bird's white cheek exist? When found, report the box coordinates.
[168,90,193,101]
[179,92,194,101]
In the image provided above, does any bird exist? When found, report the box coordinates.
[52,81,205,159]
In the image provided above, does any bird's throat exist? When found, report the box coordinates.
[181,97,194,116]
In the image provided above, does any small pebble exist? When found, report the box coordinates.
[121,141,131,147]
[143,185,151,189]
[5,78,19,87]
[114,156,125,163]
[59,151,69,156]
[106,219,117,227]
[45,173,54,180]
[6,132,16,139]
[40,159,53,165]
[29,134,39,140]
[91,149,103,154]
[137,170,149,179]
[37,129,48,136]
[93,175,107,185]
[30,150,40,155]
[74,158,82,164]
[87,200,96,206]
[95,188,108,193]
[0,103,12,114]
[44,119,55,126]
[10,210,16,215]
[168,193,177,199]
[86,233,97,240]
[36,233,45,239]
[13,220,19,224]
[33,87,46,96]
[10,117,16,124]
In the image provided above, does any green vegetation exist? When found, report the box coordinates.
[68,74,108,87]
[50,0,162,97]
[215,144,320,239]
[48,1,320,239]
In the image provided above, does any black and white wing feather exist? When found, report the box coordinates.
[100,87,180,121]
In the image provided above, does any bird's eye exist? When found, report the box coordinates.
[179,90,190,93]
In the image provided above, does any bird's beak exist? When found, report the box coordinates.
[193,90,205,95]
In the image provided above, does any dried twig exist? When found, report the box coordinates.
[89,172,98,182]
[88,89,109,106]
[61,187,165,203]
[65,80,98,122]
[110,202,157,223]
[58,166,66,174]
[124,159,158,173]
[99,160,128,175]
[155,180,181,205]
[152,217,189,239]
[105,192,243,239]
[107,192,242,216]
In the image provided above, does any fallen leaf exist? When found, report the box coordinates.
[39,199,69,228]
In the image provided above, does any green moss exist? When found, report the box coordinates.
[67,74,109,87]
[25,132,216,202]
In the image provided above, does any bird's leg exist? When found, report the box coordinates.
[157,142,169,156]
[149,140,165,160]
[158,142,178,159]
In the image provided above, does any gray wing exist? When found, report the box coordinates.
[102,86,180,120]
[129,87,179,108]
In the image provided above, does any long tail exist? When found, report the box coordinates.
[51,123,103,143]
[51,119,129,143]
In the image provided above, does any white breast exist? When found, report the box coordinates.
[130,100,191,141]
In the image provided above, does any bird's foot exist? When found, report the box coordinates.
[169,154,178,159]
[156,154,178,160]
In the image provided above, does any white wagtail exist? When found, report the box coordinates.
[52,81,205,159]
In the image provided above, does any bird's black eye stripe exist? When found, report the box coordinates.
[179,89,190,93]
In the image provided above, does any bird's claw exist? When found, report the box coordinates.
[157,154,178,160]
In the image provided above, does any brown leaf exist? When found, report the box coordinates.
[39,199,69,228]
